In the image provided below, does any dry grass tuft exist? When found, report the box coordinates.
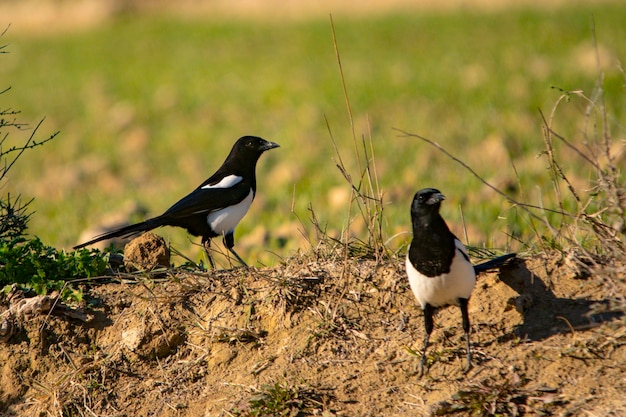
[304,16,389,267]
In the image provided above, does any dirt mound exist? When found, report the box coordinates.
[1,250,624,416]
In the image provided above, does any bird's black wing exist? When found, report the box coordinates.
[162,179,253,220]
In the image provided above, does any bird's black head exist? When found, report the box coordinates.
[235,136,280,156]
[411,188,445,215]
[221,136,279,173]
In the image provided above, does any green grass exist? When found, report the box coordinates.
[2,4,625,265]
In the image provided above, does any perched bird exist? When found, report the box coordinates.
[74,136,279,267]
[406,188,514,376]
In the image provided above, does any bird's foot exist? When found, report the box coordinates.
[228,248,248,268]
[463,351,473,374]
[418,354,429,378]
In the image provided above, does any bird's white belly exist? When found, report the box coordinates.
[406,248,476,309]
[207,190,254,235]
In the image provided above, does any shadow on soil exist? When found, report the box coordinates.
[499,260,622,341]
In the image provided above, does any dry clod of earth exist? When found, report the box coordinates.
[123,232,171,271]
[0,250,624,416]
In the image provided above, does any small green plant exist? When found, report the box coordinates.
[231,382,326,417]
[0,236,107,302]
[434,374,563,416]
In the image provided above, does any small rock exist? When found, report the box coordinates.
[121,327,144,351]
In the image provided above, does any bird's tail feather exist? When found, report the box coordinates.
[73,217,163,250]
[473,253,517,274]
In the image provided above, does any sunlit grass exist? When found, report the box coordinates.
[2,4,625,265]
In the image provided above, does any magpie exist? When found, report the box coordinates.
[74,136,279,267]
[406,188,515,376]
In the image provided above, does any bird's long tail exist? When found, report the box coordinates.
[473,253,517,274]
[73,217,164,249]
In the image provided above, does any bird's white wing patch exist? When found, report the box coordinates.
[201,175,243,189]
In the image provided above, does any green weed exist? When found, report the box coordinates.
[0,237,107,302]
[231,382,328,417]
[434,373,563,416]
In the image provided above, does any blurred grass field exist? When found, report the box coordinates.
[1,2,624,266]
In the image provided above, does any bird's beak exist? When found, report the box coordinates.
[263,141,280,151]
[427,192,445,205]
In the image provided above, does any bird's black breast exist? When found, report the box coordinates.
[408,222,457,277]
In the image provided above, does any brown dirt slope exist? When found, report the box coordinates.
[1,250,624,416]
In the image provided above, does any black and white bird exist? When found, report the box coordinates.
[74,136,279,267]
[406,188,515,375]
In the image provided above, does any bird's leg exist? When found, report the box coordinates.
[201,237,215,269]
[459,297,472,372]
[419,303,435,377]
[223,232,248,268]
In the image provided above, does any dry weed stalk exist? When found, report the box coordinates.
[320,15,388,264]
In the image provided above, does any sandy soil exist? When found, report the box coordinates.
[1,248,624,416]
